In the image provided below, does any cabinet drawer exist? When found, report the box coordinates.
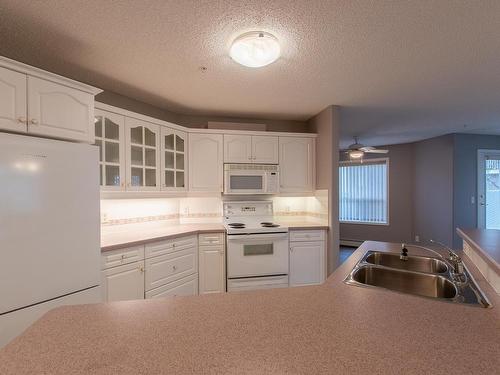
[145,247,198,291]
[145,274,198,299]
[289,230,325,242]
[199,232,225,246]
[145,235,198,258]
[101,245,145,269]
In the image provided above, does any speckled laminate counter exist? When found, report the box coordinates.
[1,241,499,374]
[101,219,329,252]
[457,228,500,273]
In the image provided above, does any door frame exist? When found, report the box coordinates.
[477,149,500,228]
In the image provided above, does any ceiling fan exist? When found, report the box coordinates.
[346,137,388,159]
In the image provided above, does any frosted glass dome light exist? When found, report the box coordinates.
[230,32,280,68]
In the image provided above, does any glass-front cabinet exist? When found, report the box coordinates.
[161,127,187,190]
[94,109,125,190]
[125,118,160,190]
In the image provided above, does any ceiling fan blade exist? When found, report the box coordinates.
[364,149,388,154]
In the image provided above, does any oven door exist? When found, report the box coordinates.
[227,233,289,278]
[224,170,267,195]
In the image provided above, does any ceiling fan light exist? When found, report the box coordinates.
[230,31,280,68]
[349,150,364,159]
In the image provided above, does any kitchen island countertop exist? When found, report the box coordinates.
[1,241,499,374]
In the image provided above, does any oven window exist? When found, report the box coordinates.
[243,244,274,256]
[230,175,263,190]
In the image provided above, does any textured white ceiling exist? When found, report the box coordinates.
[1,0,499,147]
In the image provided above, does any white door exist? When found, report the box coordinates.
[199,246,225,294]
[101,261,145,302]
[224,134,252,163]
[0,67,27,133]
[94,109,126,190]
[252,136,279,164]
[161,127,188,191]
[125,117,160,191]
[279,137,314,193]
[289,241,325,286]
[27,76,94,143]
[478,150,500,229]
[189,133,223,192]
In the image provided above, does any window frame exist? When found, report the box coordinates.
[339,157,390,226]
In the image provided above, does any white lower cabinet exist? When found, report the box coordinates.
[289,230,326,287]
[198,233,225,294]
[145,274,198,298]
[144,234,199,299]
[100,234,199,302]
[145,247,198,291]
[101,261,145,302]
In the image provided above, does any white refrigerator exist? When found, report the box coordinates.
[0,133,101,347]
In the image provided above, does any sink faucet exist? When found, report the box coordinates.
[429,239,465,277]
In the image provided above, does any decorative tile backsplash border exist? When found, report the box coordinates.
[275,211,329,220]
[102,212,221,226]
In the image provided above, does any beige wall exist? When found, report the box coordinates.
[97,91,310,133]
[308,106,340,274]
[339,143,415,243]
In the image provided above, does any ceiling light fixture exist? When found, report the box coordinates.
[348,150,364,159]
[230,31,280,68]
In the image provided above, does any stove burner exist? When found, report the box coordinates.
[228,222,245,228]
[261,223,280,228]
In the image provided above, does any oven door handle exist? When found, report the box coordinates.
[227,233,289,241]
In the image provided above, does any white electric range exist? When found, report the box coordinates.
[223,201,290,292]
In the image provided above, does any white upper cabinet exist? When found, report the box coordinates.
[125,118,160,191]
[0,59,101,143]
[224,134,252,163]
[94,109,126,190]
[0,67,27,133]
[252,135,278,163]
[161,127,187,191]
[224,134,278,164]
[189,133,223,192]
[27,76,95,143]
[279,137,315,193]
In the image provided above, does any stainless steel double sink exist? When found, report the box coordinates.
[344,250,491,307]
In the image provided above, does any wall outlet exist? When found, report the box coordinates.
[415,235,420,243]
[285,205,291,212]
[102,213,108,223]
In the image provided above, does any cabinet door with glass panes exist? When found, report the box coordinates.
[94,109,126,190]
[161,127,188,191]
[125,118,160,190]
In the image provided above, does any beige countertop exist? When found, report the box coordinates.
[1,241,499,374]
[457,228,500,273]
[101,218,329,252]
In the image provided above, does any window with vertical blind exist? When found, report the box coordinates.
[339,159,389,224]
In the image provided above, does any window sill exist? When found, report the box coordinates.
[340,221,390,226]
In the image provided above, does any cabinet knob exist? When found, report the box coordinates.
[17,117,27,124]
[30,119,38,125]
[172,265,178,271]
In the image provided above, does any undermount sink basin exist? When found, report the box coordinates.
[349,265,458,299]
[364,251,448,274]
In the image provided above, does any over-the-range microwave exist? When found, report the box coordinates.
[224,164,279,195]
